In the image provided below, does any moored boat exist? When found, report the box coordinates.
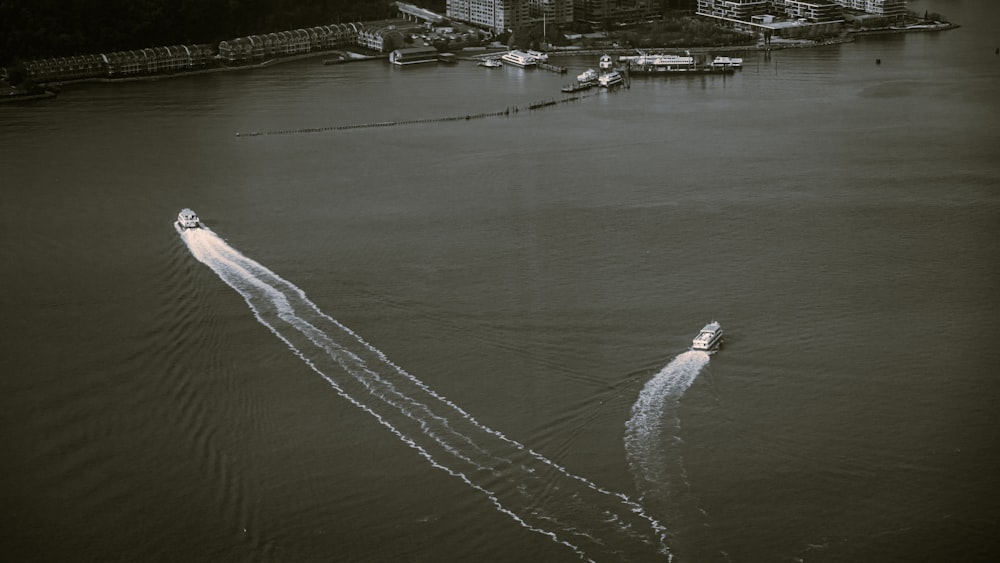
[479,57,502,68]
[501,50,537,68]
[691,321,724,353]
[177,208,201,229]
[711,56,743,69]
[526,49,549,63]
[598,70,624,88]
[598,53,614,71]
[577,68,598,84]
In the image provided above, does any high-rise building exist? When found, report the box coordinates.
[528,0,575,25]
[446,0,529,33]
[835,0,907,18]
[574,0,660,26]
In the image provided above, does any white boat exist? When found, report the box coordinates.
[598,70,624,87]
[598,53,614,71]
[526,49,549,63]
[622,53,697,72]
[576,68,598,84]
[711,56,743,69]
[479,57,502,68]
[691,321,724,353]
[177,208,201,229]
[500,50,537,68]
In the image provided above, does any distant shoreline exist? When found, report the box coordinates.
[2,21,958,98]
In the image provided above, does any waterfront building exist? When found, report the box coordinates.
[835,0,906,19]
[16,22,365,83]
[389,46,441,64]
[697,0,846,38]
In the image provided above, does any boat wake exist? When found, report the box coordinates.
[624,351,709,509]
[179,226,668,562]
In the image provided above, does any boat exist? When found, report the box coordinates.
[711,56,743,69]
[479,57,502,68]
[621,53,697,72]
[177,208,201,229]
[577,68,598,84]
[500,50,537,68]
[598,54,614,71]
[598,70,624,88]
[691,321,724,353]
[526,49,549,63]
[561,81,594,93]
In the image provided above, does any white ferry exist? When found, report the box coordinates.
[526,49,549,63]
[500,50,537,68]
[620,53,697,72]
[177,208,201,229]
[711,56,743,69]
[598,70,624,88]
[691,321,724,353]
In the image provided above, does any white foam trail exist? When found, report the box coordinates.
[624,351,709,498]
[179,226,669,562]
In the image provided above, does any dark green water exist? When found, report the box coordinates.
[1,1,997,561]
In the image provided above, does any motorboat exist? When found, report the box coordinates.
[500,50,537,68]
[711,56,743,69]
[526,49,549,63]
[598,53,614,71]
[576,68,598,84]
[691,321,724,353]
[479,57,502,68]
[598,70,624,88]
[177,208,201,229]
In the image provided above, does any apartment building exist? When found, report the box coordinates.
[446,0,529,33]
[575,0,660,26]
[836,0,907,18]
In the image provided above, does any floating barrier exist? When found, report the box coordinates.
[235,94,597,137]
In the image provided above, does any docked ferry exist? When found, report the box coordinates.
[500,50,537,68]
[177,208,201,229]
[691,321,724,353]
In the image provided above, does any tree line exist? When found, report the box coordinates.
[1,0,447,65]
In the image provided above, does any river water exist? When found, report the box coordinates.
[1,1,998,561]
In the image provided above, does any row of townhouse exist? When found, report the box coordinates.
[22,45,214,82]
[11,22,379,83]
[218,24,364,63]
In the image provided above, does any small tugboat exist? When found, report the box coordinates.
[711,56,743,69]
[598,70,624,88]
[561,68,599,92]
[691,321,724,353]
[526,49,549,63]
[176,208,201,229]
[577,68,599,84]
